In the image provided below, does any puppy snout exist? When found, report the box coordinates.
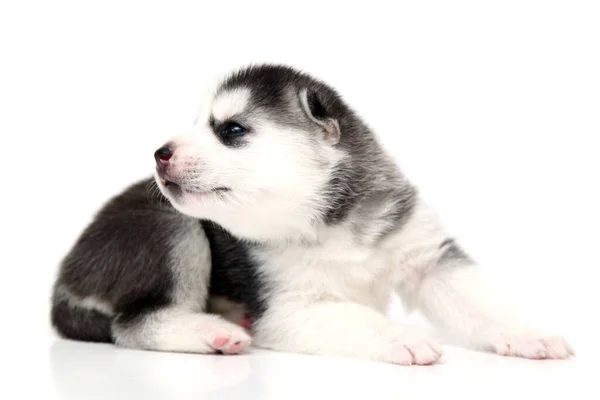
[154,146,173,164]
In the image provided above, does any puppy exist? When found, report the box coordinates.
[52,64,574,364]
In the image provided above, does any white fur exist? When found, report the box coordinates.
[156,86,573,363]
[161,95,345,241]
[250,200,571,363]
[248,221,440,365]
[414,266,574,358]
[113,308,251,354]
[78,296,114,315]
[255,301,442,365]
[211,88,251,122]
[389,201,574,359]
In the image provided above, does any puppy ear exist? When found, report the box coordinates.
[299,88,341,145]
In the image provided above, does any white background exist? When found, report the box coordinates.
[1,1,599,399]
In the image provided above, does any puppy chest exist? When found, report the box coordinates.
[256,244,394,306]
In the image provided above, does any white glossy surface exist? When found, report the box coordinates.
[5,330,595,400]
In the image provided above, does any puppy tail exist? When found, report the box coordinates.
[50,289,113,344]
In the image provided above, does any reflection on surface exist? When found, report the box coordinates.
[50,339,258,399]
[49,339,584,399]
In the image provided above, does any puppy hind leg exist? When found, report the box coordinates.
[112,307,252,354]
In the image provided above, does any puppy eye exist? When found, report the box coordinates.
[222,122,247,136]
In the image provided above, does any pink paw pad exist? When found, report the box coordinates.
[212,337,229,349]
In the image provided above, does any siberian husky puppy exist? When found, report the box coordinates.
[52,64,573,365]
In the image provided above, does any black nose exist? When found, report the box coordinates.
[154,146,173,163]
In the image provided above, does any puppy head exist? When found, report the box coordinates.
[154,65,350,240]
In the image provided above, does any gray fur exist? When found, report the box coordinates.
[438,238,472,264]
[50,179,258,346]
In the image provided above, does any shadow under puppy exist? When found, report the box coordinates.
[51,64,574,364]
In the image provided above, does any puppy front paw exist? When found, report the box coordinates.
[384,329,444,365]
[490,334,574,359]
